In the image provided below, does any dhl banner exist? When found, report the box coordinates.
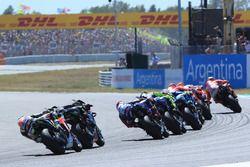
[0,11,249,30]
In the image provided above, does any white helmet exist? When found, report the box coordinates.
[208,76,215,81]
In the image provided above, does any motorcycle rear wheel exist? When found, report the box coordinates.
[164,112,183,135]
[227,95,242,113]
[139,115,165,139]
[95,126,105,147]
[183,107,202,130]
[41,129,66,155]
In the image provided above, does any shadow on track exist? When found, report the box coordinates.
[214,111,237,115]
[23,151,75,157]
[122,137,164,142]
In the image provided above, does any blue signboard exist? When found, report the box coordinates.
[134,69,165,89]
[183,54,247,88]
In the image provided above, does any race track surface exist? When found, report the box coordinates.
[1,92,250,167]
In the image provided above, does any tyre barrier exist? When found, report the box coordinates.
[98,71,112,87]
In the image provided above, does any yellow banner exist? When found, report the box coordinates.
[0,11,249,30]
[234,11,250,27]
[0,12,188,30]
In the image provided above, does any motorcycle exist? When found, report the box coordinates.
[151,96,186,135]
[62,100,105,149]
[161,108,186,135]
[136,92,185,135]
[34,116,82,154]
[173,92,202,130]
[192,88,212,120]
[216,84,242,113]
[132,103,169,139]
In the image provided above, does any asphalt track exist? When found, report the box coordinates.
[1,93,250,167]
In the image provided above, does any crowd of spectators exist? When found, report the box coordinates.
[236,33,250,53]
[0,28,170,57]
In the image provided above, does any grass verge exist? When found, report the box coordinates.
[0,67,249,94]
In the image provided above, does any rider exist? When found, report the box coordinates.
[151,92,179,113]
[152,92,186,133]
[17,109,81,150]
[116,101,137,128]
[116,98,169,137]
[116,98,161,126]
[166,83,196,110]
[61,100,96,128]
[205,76,237,103]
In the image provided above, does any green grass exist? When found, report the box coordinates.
[0,67,249,94]
[0,67,154,93]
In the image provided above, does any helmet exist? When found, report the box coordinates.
[168,83,176,88]
[184,84,193,89]
[17,116,32,132]
[116,101,122,110]
[177,82,184,87]
[137,92,148,99]
[208,76,215,81]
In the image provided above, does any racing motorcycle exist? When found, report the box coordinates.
[160,107,186,135]
[192,89,212,120]
[132,101,169,139]
[173,92,202,130]
[35,116,82,155]
[62,100,105,149]
[136,92,185,135]
[216,84,242,113]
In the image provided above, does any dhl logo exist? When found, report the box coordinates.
[17,17,58,27]
[234,13,246,24]
[140,14,178,25]
[78,14,179,26]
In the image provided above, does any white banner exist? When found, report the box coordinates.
[112,68,134,88]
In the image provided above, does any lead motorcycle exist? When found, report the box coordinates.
[62,100,105,149]
[216,84,242,113]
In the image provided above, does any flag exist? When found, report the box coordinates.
[19,4,31,11]
[17,4,31,14]
[57,8,71,14]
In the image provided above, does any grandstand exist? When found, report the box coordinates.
[0,28,171,57]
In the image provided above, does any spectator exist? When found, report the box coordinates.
[245,40,250,53]
[0,28,169,57]
[150,52,160,69]
[116,57,127,67]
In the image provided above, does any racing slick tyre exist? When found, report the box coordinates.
[139,115,166,139]
[164,112,183,135]
[227,95,242,113]
[95,126,105,147]
[183,107,202,130]
[41,129,66,155]
[75,124,93,149]
[202,104,212,120]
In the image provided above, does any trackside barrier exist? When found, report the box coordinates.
[99,71,112,87]
[111,68,183,89]
[183,54,249,88]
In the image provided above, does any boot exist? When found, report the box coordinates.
[65,134,73,149]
